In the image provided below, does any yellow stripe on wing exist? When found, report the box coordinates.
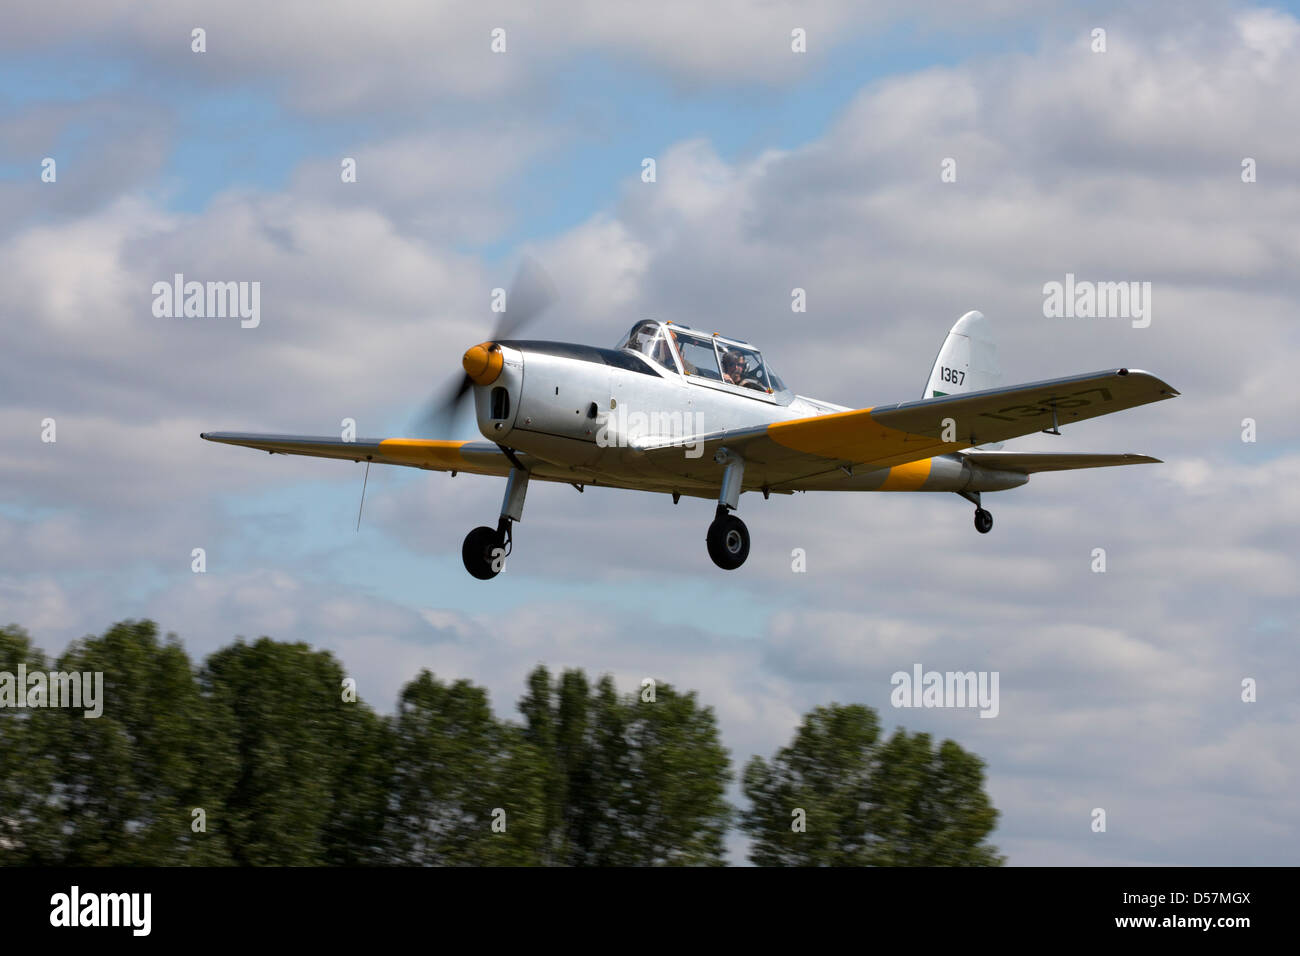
[377,438,472,467]
[765,408,954,469]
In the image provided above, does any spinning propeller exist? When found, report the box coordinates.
[411,256,557,437]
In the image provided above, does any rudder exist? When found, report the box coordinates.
[923,310,1001,399]
[924,310,1003,448]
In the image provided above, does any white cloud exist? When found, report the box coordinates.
[1,1,1057,113]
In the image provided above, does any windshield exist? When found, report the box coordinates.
[718,344,769,391]
[617,321,679,374]
[672,330,723,381]
[617,322,791,398]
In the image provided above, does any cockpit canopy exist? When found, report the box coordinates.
[616,320,790,401]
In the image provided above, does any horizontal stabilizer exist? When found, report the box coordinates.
[964,452,1160,474]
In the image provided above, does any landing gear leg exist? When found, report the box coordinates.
[462,466,529,579]
[959,490,993,534]
[706,448,750,570]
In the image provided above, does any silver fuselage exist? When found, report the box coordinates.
[472,342,1027,497]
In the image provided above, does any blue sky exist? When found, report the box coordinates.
[1,18,1041,227]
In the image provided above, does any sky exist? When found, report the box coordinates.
[2,0,1298,865]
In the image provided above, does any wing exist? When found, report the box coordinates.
[200,432,516,476]
[201,431,722,498]
[636,369,1177,489]
[864,368,1177,448]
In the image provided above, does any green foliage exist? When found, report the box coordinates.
[515,665,568,864]
[518,667,732,865]
[386,669,545,865]
[865,731,1005,866]
[741,703,880,866]
[60,621,235,865]
[1,620,234,865]
[1,622,1002,867]
[742,703,1003,866]
[321,700,393,866]
[201,636,385,865]
[0,625,62,864]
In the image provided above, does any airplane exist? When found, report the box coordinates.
[201,261,1179,579]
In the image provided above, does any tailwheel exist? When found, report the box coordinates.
[707,511,750,570]
[974,508,993,534]
[462,524,508,579]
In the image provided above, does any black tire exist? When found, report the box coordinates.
[974,508,993,534]
[462,526,505,579]
[706,513,750,570]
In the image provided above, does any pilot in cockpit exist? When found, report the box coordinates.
[721,350,761,390]
[721,351,743,385]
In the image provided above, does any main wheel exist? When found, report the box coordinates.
[706,513,750,570]
[974,508,993,534]
[462,526,505,579]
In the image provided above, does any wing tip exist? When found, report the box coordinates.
[1117,368,1180,397]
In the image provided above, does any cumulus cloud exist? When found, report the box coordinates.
[1,0,1061,113]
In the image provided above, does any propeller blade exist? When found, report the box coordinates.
[409,372,472,437]
[407,256,557,437]
[492,255,557,341]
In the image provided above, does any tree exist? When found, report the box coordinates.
[519,667,731,865]
[200,636,387,865]
[741,703,881,866]
[516,665,569,865]
[0,625,64,864]
[865,730,1004,866]
[6,618,1006,868]
[320,699,393,866]
[742,703,1002,866]
[387,669,545,865]
[52,620,236,865]
[615,677,732,865]
[0,621,238,864]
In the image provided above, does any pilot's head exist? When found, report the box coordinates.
[721,351,744,382]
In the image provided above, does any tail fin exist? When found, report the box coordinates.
[923,310,1001,399]
[924,310,1003,448]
